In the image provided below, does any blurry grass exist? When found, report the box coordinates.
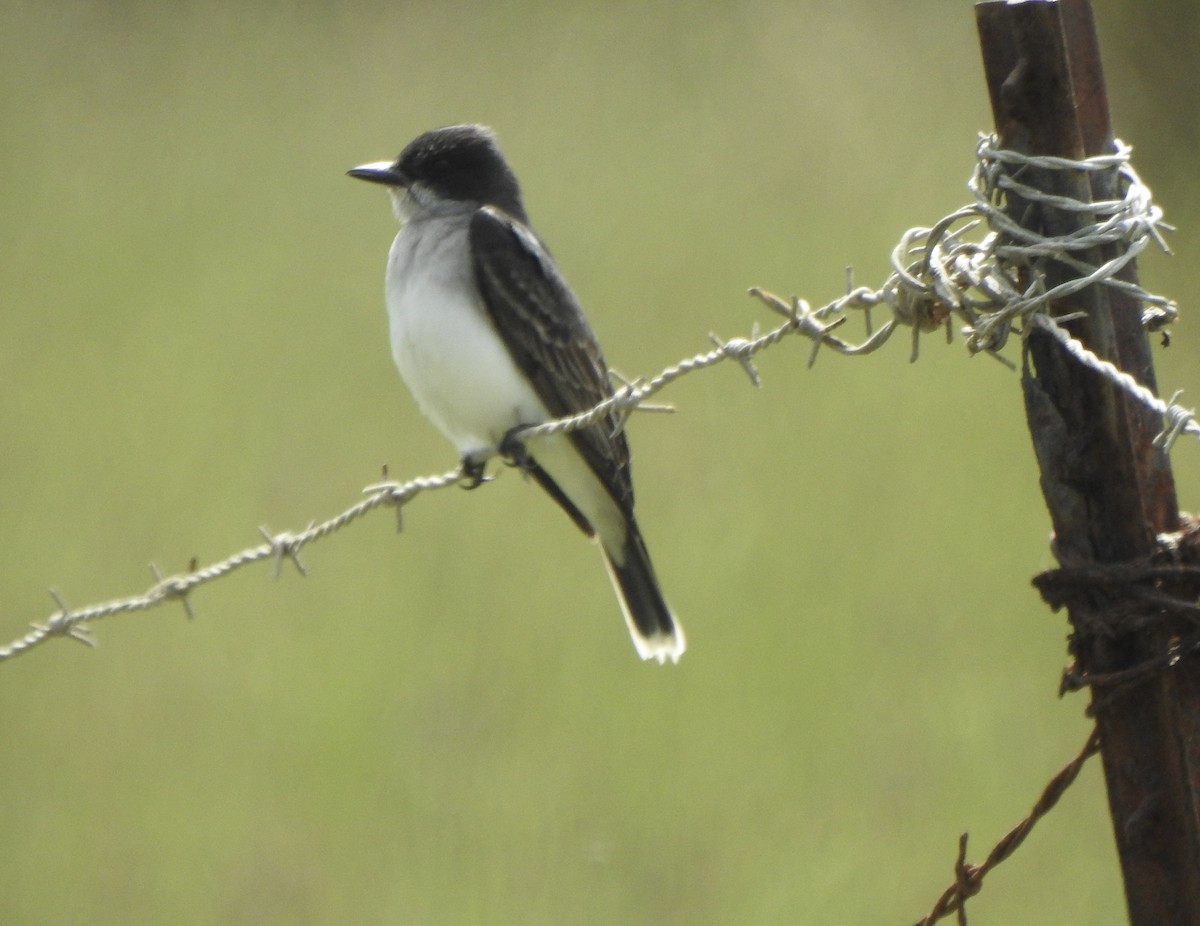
[1,1,1197,924]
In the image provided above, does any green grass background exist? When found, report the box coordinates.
[2,1,1198,923]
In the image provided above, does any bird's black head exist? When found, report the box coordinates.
[364,124,527,221]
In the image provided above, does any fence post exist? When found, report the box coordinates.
[974,1,1200,923]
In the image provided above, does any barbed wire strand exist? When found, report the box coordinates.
[914,728,1102,926]
[1029,313,1200,448]
[1,135,1188,668]
[0,467,463,662]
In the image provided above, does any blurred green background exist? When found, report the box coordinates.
[2,1,1198,923]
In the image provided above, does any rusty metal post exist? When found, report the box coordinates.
[975,1,1200,923]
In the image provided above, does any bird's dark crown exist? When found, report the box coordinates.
[395,124,526,220]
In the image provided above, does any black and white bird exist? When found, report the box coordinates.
[349,124,684,663]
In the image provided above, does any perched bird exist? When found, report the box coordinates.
[348,124,684,663]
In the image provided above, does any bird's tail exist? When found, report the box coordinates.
[601,520,685,664]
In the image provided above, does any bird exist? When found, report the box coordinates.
[348,124,684,663]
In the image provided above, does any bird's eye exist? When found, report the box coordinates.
[429,156,451,176]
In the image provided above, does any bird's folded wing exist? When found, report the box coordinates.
[469,205,634,512]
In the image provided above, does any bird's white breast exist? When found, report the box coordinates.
[385,213,549,458]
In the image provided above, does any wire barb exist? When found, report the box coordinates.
[259,526,309,579]
[37,588,96,648]
[149,562,196,620]
[709,331,763,387]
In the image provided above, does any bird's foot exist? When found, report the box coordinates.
[459,456,493,490]
[499,426,535,472]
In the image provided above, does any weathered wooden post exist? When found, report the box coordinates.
[975,1,1200,922]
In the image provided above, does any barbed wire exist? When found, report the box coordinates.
[0,467,463,661]
[914,727,1102,926]
[0,133,1186,665]
[520,135,1189,449]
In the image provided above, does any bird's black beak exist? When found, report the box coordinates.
[347,161,407,186]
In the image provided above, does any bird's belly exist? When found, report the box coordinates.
[388,275,549,457]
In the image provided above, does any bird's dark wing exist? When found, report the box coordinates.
[469,205,634,515]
